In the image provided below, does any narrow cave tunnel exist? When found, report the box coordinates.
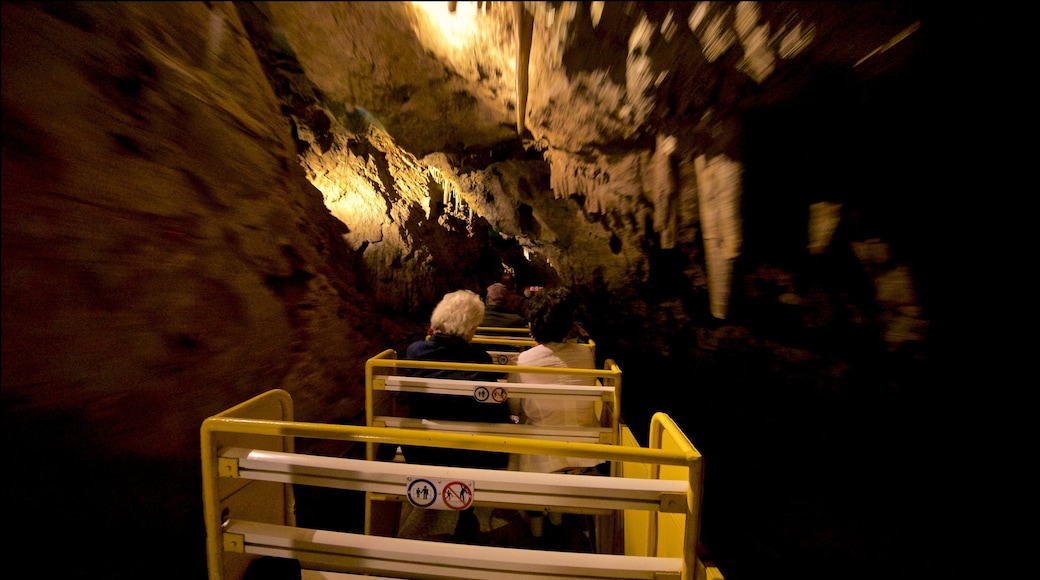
[1,3,960,580]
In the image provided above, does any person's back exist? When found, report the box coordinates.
[511,287,604,537]
[400,290,513,543]
[515,340,596,430]
[480,282,527,328]
[404,331,509,428]
[402,290,511,469]
[513,287,602,474]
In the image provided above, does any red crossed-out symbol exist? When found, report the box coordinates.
[441,481,474,510]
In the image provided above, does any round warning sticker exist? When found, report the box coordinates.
[406,478,437,508]
[441,481,474,510]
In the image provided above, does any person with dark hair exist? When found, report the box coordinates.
[510,287,605,536]
[400,289,512,542]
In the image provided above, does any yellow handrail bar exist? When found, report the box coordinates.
[648,412,704,580]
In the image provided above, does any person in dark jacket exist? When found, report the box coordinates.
[401,289,512,542]
[480,282,527,328]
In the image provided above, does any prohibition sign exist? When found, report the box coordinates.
[491,387,508,403]
[441,481,474,510]
[406,478,437,508]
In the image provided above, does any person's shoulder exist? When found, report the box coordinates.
[464,342,494,361]
[559,341,595,366]
[405,338,436,358]
[517,343,550,364]
[516,348,534,365]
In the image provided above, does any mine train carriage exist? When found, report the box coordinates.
[201,346,724,580]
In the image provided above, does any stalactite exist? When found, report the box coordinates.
[651,134,678,249]
[625,15,657,127]
[695,154,743,319]
[590,1,604,28]
[515,2,534,135]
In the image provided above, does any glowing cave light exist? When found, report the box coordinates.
[411,1,483,51]
[308,171,388,248]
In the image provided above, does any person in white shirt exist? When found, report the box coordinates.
[510,287,605,536]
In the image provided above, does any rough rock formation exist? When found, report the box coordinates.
[2,3,406,576]
[247,1,935,341]
[2,2,948,579]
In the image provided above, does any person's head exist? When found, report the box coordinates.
[430,289,485,341]
[486,283,509,307]
[526,287,578,343]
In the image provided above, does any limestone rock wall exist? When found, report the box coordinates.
[2,3,407,576]
[237,2,508,317]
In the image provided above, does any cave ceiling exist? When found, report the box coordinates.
[261,1,927,158]
[240,1,934,323]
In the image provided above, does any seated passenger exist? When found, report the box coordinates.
[510,287,606,536]
[401,289,512,470]
[480,282,527,328]
[400,289,513,543]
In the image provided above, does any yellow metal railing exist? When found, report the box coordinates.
[202,389,718,580]
[618,413,712,580]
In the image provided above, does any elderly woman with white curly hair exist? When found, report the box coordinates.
[400,289,513,541]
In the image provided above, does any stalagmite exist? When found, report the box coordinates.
[694,154,743,319]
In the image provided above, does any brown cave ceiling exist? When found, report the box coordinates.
[256,1,929,159]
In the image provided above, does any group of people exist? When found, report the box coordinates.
[398,277,603,541]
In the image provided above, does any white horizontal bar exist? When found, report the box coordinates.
[380,375,613,400]
[228,520,682,580]
[374,416,610,442]
[221,448,686,512]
